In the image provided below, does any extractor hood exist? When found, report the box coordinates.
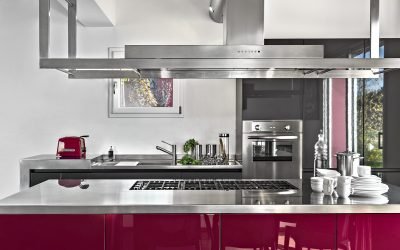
[38,0,398,79]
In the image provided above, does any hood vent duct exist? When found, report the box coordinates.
[39,0,395,79]
[209,0,225,23]
[222,0,264,45]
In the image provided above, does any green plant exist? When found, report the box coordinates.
[183,139,198,153]
[178,154,201,165]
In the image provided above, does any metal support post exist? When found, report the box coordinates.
[67,0,77,58]
[39,0,50,58]
[370,0,380,58]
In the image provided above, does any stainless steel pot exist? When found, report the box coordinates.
[336,150,361,176]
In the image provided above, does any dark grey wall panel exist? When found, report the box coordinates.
[242,78,304,120]
[384,39,400,185]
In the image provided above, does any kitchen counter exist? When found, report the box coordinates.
[20,154,242,189]
[1,178,400,214]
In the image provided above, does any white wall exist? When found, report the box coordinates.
[0,0,234,199]
[95,0,116,25]
[265,0,400,38]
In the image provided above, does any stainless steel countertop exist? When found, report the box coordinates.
[19,154,242,190]
[1,179,400,214]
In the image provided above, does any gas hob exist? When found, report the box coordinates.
[130,180,298,192]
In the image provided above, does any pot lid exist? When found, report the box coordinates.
[336,149,360,157]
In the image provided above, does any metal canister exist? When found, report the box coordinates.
[219,133,229,164]
[336,150,361,176]
[206,144,217,157]
[194,145,203,160]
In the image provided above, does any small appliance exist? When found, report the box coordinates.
[56,135,89,159]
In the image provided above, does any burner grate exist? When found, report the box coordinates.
[130,180,298,191]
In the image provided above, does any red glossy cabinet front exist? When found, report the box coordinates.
[106,214,220,250]
[338,214,400,250]
[0,215,105,250]
[221,214,337,250]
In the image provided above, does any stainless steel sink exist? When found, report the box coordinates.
[92,160,172,167]
[91,161,118,167]
[137,161,172,166]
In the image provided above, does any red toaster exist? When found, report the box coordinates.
[56,135,89,159]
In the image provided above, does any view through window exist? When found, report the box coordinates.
[121,78,174,108]
[351,46,384,168]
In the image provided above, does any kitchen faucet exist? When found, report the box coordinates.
[156,141,177,165]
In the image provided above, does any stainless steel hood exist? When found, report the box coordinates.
[124,45,324,59]
[38,0,396,79]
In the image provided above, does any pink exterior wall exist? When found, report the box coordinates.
[332,79,347,167]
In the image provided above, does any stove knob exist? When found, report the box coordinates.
[254,124,260,131]
[284,125,291,131]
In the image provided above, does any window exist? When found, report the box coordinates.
[349,45,384,168]
[323,43,384,168]
[108,48,183,118]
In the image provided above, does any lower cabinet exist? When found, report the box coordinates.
[337,214,400,250]
[2,214,400,250]
[0,215,105,250]
[221,214,337,250]
[106,214,220,250]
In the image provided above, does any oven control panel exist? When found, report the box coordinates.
[243,120,302,133]
[250,121,299,133]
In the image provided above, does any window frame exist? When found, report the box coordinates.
[322,42,384,168]
[108,48,184,118]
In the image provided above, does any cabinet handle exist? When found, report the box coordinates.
[378,132,383,149]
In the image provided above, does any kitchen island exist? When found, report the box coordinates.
[0,179,399,249]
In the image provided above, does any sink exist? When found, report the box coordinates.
[137,161,172,166]
[92,158,172,167]
[114,161,140,167]
[92,161,117,167]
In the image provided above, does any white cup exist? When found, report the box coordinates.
[337,185,352,198]
[311,176,324,183]
[358,165,371,177]
[311,177,324,192]
[337,176,352,185]
[323,177,337,196]
[337,177,353,198]
[311,183,323,193]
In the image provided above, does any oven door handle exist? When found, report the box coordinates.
[247,135,298,140]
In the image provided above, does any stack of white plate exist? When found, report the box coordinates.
[351,175,389,197]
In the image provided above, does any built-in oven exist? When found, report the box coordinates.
[242,120,303,179]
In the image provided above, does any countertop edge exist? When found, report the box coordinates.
[1,204,400,214]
